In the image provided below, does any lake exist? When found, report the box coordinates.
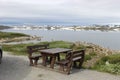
[1,29,120,50]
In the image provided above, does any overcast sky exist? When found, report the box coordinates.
[0,0,120,25]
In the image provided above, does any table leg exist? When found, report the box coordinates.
[50,56,56,69]
[57,53,60,61]
[41,54,47,66]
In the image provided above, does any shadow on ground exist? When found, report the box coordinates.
[0,55,32,80]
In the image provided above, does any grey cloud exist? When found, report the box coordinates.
[0,0,120,24]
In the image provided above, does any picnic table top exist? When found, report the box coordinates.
[39,48,72,54]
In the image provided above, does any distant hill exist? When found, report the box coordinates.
[0,25,11,30]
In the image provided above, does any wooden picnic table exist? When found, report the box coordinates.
[39,48,72,69]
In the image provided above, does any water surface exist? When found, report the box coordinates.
[2,29,120,50]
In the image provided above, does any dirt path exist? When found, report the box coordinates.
[0,52,120,80]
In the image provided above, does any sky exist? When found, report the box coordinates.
[0,0,120,25]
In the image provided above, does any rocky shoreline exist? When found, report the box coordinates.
[73,41,119,55]
[72,41,120,68]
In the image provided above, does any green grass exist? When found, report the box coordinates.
[2,40,86,55]
[94,63,120,75]
[0,31,29,39]
[48,41,73,48]
[85,54,92,61]
[84,52,97,61]
[3,43,32,55]
[3,41,73,55]
[92,54,120,75]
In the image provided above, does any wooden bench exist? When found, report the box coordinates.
[27,44,49,66]
[56,49,85,74]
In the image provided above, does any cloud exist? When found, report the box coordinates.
[0,0,120,25]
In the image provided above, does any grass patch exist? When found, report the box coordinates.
[94,63,120,75]
[84,52,97,61]
[3,43,32,55]
[0,31,29,39]
[48,40,73,48]
[92,54,120,75]
[37,41,73,49]
[2,41,73,55]
[85,54,92,61]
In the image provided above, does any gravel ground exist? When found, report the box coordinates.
[0,52,32,80]
[0,52,120,80]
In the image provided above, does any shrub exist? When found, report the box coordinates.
[98,63,120,75]
[93,54,120,75]
[85,54,92,61]
[107,54,120,64]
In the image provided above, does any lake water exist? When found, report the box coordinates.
[1,29,120,50]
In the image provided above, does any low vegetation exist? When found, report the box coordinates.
[3,41,73,55]
[92,54,120,75]
[0,31,29,39]
[84,52,97,61]
[0,25,11,30]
